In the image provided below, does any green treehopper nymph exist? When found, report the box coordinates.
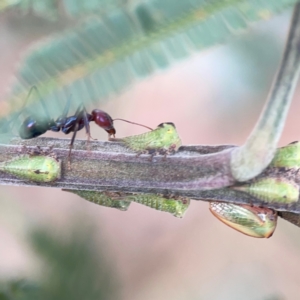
[63,190,131,211]
[209,202,277,238]
[0,155,61,182]
[110,122,182,157]
[121,193,190,218]
[231,177,299,204]
[64,189,190,218]
[270,141,300,168]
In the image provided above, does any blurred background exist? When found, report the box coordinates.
[0,3,300,300]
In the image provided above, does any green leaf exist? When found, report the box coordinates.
[5,0,298,120]
[0,0,59,19]
[62,0,125,17]
[0,0,19,13]
[0,0,126,19]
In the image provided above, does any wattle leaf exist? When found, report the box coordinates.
[4,0,298,121]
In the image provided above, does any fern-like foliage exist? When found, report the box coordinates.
[0,0,126,19]
[5,0,298,121]
[0,0,58,19]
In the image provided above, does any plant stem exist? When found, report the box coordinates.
[1,137,300,214]
[230,3,300,182]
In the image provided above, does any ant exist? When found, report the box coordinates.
[16,87,152,165]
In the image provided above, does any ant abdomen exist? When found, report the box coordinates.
[19,116,49,139]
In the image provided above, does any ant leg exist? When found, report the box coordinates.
[31,86,52,121]
[53,94,72,130]
[68,122,79,169]
[81,107,92,151]
[82,107,90,140]
[82,106,97,141]
[62,94,71,119]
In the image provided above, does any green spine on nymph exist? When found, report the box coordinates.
[0,155,61,182]
[271,141,300,168]
[121,122,182,155]
[209,202,277,238]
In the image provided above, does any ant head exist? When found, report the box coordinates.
[106,128,116,136]
[91,109,116,136]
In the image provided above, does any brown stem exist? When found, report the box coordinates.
[1,137,300,215]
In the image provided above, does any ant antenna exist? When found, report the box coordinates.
[16,86,51,121]
[15,86,37,119]
[20,86,37,111]
[4,86,38,133]
[25,86,51,120]
[113,119,153,131]
[61,93,72,119]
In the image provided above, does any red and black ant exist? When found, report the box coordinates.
[16,87,151,165]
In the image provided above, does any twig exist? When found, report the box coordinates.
[1,137,300,214]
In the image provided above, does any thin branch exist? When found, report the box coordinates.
[230,3,300,182]
[0,137,237,190]
[278,211,300,227]
[1,137,300,214]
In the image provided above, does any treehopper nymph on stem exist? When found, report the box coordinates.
[0,155,61,182]
[231,177,299,204]
[63,189,190,218]
[63,190,131,211]
[120,193,190,218]
[209,202,277,238]
[110,122,182,158]
[270,141,300,168]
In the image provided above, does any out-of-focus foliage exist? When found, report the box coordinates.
[4,0,298,123]
[0,0,59,19]
[0,223,119,300]
[0,279,39,300]
[0,0,126,19]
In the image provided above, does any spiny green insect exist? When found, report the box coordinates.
[231,177,299,204]
[122,193,190,218]
[0,155,61,182]
[63,190,131,211]
[64,189,190,217]
[270,141,300,168]
[111,122,182,156]
[209,202,277,238]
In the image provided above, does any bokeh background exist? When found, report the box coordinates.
[0,6,300,300]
